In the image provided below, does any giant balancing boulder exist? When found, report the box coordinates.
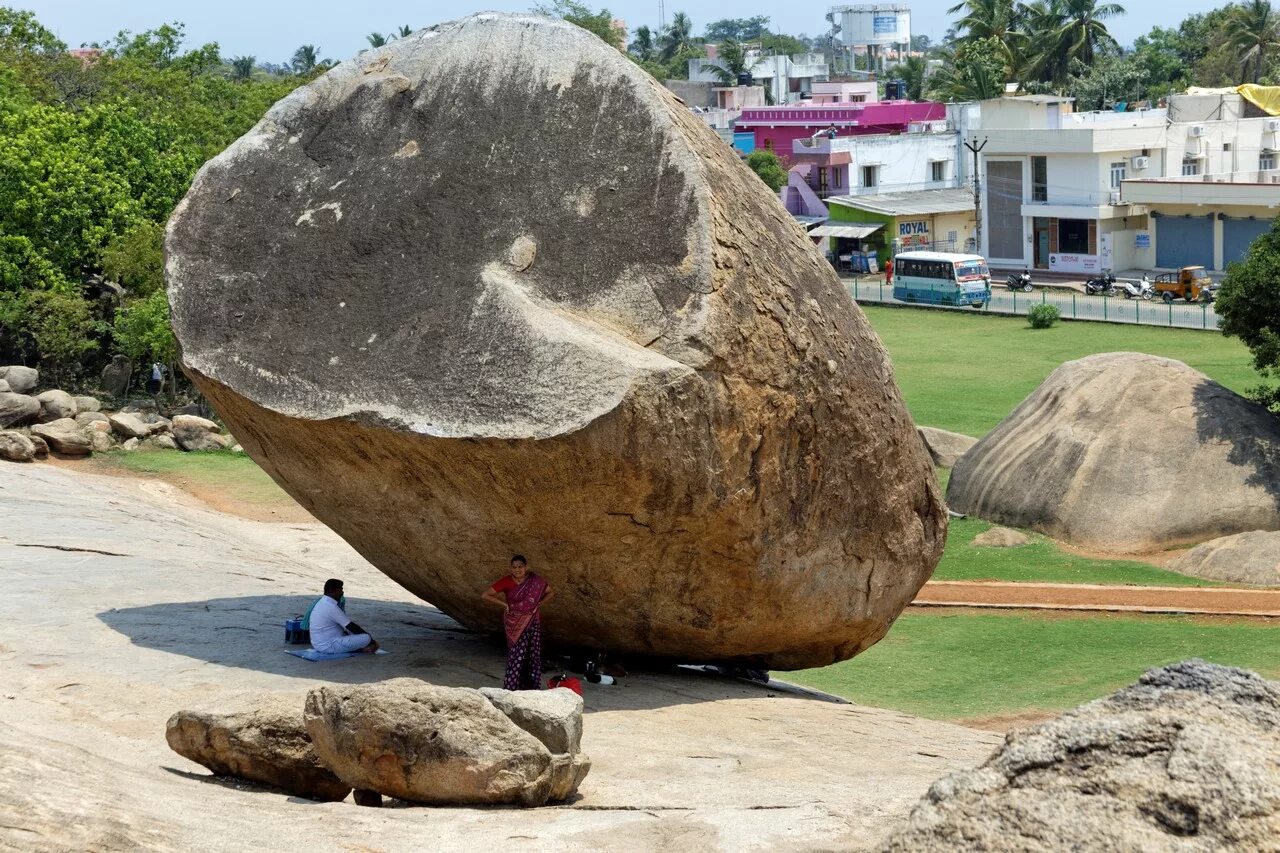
[164,13,944,668]
[948,352,1280,553]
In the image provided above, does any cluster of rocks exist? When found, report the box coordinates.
[883,660,1280,851]
[0,365,237,463]
[167,680,590,807]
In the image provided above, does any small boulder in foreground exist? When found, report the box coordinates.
[1168,530,1280,586]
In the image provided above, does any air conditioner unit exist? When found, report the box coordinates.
[1109,190,1121,204]
[1189,125,1206,137]
[1266,119,1280,132]
[1132,156,1150,170]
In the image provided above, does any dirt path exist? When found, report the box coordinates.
[914,580,1280,617]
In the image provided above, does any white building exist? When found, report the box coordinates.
[688,52,829,105]
[974,93,1280,273]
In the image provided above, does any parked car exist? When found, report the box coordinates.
[1153,266,1214,303]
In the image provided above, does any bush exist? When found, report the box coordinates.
[1027,304,1061,329]
[746,150,788,192]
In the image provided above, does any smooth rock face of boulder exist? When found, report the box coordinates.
[971,527,1030,548]
[73,395,101,413]
[173,425,224,452]
[27,433,48,456]
[30,419,91,456]
[172,414,219,433]
[883,660,1280,852]
[948,353,1280,553]
[89,430,115,454]
[479,687,583,755]
[304,679,585,806]
[1168,530,1280,586]
[75,411,110,427]
[918,427,979,468]
[147,433,178,450]
[35,390,77,423]
[0,393,39,429]
[0,366,37,394]
[164,13,944,669]
[0,431,36,462]
[108,412,151,440]
[166,699,351,802]
[0,379,8,393]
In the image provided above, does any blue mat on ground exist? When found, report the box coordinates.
[285,647,388,661]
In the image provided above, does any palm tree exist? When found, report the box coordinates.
[229,55,255,81]
[706,39,752,84]
[1022,0,1071,84]
[886,55,928,100]
[367,32,391,48]
[1048,0,1124,68]
[660,12,695,61]
[1224,0,1280,84]
[947,0,1027,74]
[397,25,413,38]
[291,44,321,74]
[629,24,655,61]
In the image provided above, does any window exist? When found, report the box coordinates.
[931,161,947,182]
[1110,161,1126,189]
[1262,152,1276,171]
[817,167,829,196]
[1181,157,1200,177]
[833,167,843,188]
[861,165,879,188]
[1058,218,1090,254]
[1031,156,1048,201]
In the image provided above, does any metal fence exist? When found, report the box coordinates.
[845,278,1222,331]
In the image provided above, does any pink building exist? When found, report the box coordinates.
[809,81,878,104]
[736,101,947,164]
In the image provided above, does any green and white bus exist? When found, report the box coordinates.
[892,251,992,308]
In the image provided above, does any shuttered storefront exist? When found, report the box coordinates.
[1222,217,1274,266]
[1155,214,1214,269]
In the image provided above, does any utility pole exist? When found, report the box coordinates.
[965,137,987,255]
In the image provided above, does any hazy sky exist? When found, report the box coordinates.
[23,1,1198,65]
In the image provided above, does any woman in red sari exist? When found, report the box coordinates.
[482,554,555,690]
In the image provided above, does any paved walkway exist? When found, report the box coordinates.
[913,580,1280,617]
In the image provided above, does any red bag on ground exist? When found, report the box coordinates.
[547,675,583,696]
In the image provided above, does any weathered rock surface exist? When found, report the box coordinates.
[971,526,1031,548]
[35,390,77,423]
[0,365,37,394]
[26,433,48,456]
[0,431,35,462]
[0,379,8,393]
[948,353,1280,553]
[883,660,1280,852]
[147,433,178,450]
[1168,530,1280,586]
[75,411,109,427]
[109,412,152,439]
[173,424,225,452]
[918,426,979,468]
[172,414,220,433]
[0,392,39,428]
[73,395,101,413]
[100,355,133,398]
[166,698,351,802]
[479,686,584,755]
[31,419,92,456]
[88,430,115,454]
[164,13,944,669]
[304,679,586,805]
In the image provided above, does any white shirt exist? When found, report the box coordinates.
[310,596,352,650]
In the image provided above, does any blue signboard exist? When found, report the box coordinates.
[1135,232,1151,249]
[873,15,897,34]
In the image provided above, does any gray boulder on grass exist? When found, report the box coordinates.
[30,419,92,456]
[0,431,36,463]
[171,414,220,433]
[0,392,39,429]
[918,426,979,468]
[166,698,351,802]
[146,433,178,450]
[304,679,588,806]
[1168,530,1280,586]
[948,353,1280,553]
[0,366,38,394]
[172,425,225,452]
[883,660,1280,852]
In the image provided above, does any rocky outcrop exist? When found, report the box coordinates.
[479,686,583,755]
[27,433,47,457]
[0,393,39,429]
[0,366,37,394]
[1168,530,1280,586]
[971,527,1030,548]
[75,411,109,428]
[100,356,132,398]
[883,661,1280,852]
[171,414,219,433]
[108,412,152,440]
[173,425,227,452]
[918,427,979,468]
[0,431,35,462]
[166,698,351,802]
[30,419,91,456]
[947,353,1280,553]
[304,679,588,806]
[73,395,101,414]
[35,390,77,422]
[164,12,943,669]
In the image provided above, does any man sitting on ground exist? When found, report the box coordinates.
[310,578,379,654]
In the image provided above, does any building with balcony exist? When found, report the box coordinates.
[738,100,947,164]
[687,51,830,106]
[974,92,1280,273]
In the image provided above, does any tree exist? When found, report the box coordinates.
[0,7,65,54]
[112,289,176,366]
[534,1,624,49]
[229,55,255,81]
[25,289,98,385]
[703,16,770,42]
[911,34,933,53]
[746,150,788,191]
[1065,54,1147,110]
[108,23,185,67]
[886,55,928,100]
[947,0,1026,75]
[397,25,413,38]
[1216,220,1280,391]
[928,37,1009,100]
[661,12,696,60]
[1049,0,1125,68]
[1131,26,1195,99]
[705,39,751,84]
[102,222,165,296]
[1223,0,1280,84]
[291,44,325,74]
[367,32,391,48]
[629,24,655,60]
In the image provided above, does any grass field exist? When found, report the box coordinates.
[787,610,1280,721]
[87,449,292,510]
[863,306,1263,437]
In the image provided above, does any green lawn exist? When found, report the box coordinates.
[89,449,292,508]
[863,306,1263,437]
[787,610,1280,721]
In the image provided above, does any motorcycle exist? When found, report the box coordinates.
[1085,272,1118,296]
[1114,277,1155,300]
[1005,270,1034,292]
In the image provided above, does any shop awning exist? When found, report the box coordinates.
[808,224,884,239]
